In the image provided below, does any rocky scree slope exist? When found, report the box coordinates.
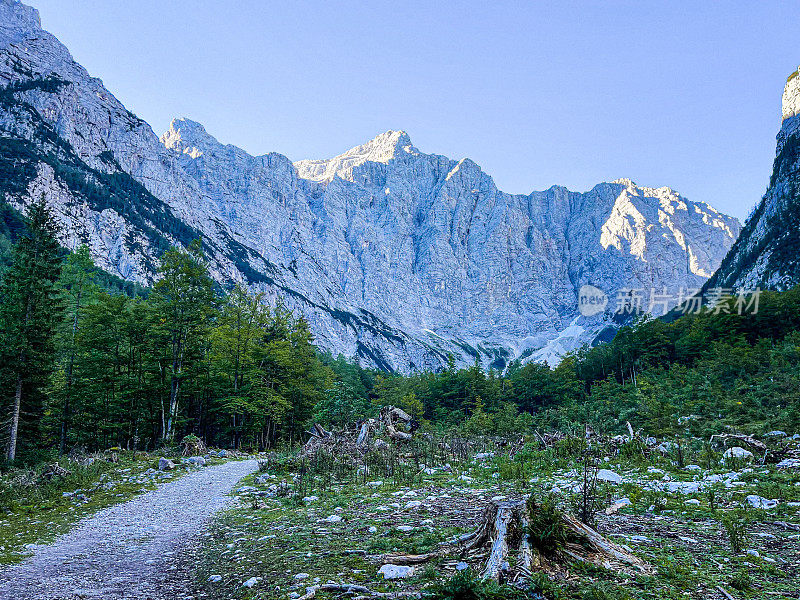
[0,0,740,372]
[704,67,800,292]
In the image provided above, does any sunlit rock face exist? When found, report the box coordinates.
[0,0,741,371]
[704,67,800,293]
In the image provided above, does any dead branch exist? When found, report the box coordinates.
[709,433,767,452]
[768,520,800,532]
[381,405,414,441]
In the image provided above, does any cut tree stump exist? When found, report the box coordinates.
[382,498,652,584]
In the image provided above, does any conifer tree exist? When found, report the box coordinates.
[0,198,62,461]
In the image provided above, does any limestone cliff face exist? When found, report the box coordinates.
[0,0,741,371]
[704,67,800,293]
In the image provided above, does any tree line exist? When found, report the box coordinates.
[0,199,335,461]
[2,200,798,463]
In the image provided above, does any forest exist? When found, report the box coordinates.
[1,199,799,464]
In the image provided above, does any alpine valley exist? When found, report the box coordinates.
[0,0,742,372]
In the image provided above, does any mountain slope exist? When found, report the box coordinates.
[703,68,800,292]
[0,0,741,372]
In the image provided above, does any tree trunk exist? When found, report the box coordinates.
[7,372,23,461]
[60,287,82,455]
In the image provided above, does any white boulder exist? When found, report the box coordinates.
[596,469,622,484]
[378,564,415,579]
[722,447,753,464]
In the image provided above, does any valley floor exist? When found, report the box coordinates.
[191,447,799,600]
[1,443,797,600]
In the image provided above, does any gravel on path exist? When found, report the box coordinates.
[0,458,258,599]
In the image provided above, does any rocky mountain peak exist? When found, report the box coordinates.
[294,129,417,182]
[781,67,800,121]
[160,117,219,158]
[0,0,41,46]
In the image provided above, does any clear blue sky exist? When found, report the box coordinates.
[31,0,800,220]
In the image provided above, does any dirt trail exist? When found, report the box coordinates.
[0,459,258,599]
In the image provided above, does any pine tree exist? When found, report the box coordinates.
[0,198,63,461]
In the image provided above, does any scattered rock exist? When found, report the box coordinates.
[183,456,206,467]
[605,498,631,515]
[664,481,702,494]
[324,515,342,523]
[722,447,753,464]
[597,469,622,484]
[207,575,222,583]
[378,564,415,579]
[745,494,778,509]
[158,458,175,471]
[657,442,677,454]
[242,576,261,588]
[777,458,800,470]
[294,572,309,581]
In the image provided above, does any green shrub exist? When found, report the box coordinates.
[426,569,527,600]
[729,569,752,591]
[721,509,750,553]
[526,494,569,556]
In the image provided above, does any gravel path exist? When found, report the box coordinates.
[0,459,258,599]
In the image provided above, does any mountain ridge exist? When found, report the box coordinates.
[0,0,742,372]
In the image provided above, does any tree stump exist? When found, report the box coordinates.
[382,498,652,583]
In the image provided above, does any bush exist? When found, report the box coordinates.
[526,494,569,556]
[426,569,527,600]
[721,509,750,553]
[729,569,752,591]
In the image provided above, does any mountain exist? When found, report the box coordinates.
[703,67,800,292]
[0,0,741,372]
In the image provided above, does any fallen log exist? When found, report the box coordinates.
[710,433,767,452]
